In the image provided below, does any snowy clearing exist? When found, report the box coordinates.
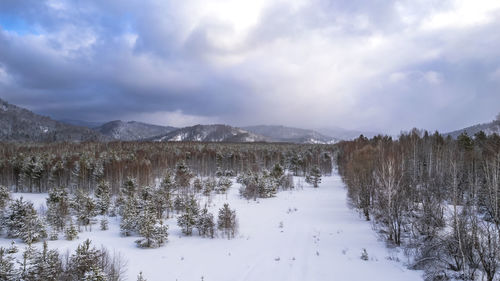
[1,172,423,281]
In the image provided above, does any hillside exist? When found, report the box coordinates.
[153,124,267,142]
[0,98,109,142]
[243,125,337,144]
[445,120,500,138]
[96,120,177,141]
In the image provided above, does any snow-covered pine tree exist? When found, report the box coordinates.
[72,189,97,229]
[100,218,108,231]
[193,177,203,193]
[175,161,194,192]
[121,177,137,198]
[120,196,139,236]
[203,178,216,197]
[65,220,78,240]
[24,241,62,281]
[46,186,70,231]
[217,203,237,239]
[306,166,322,188]
[20,205,47,244]
[152,221,168,247]
[67,239,103,280]
[0,247,19,280]
[95,180,111,215]
[177,196,200,236]
[83,266,107,281]
[197,206,215,238]
[216,176,232,195]
[0,185,10,210]
[5,198,46,244]
[135,209,157,248]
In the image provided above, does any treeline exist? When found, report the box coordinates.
[0,142,334,194]
[337,129,500,280]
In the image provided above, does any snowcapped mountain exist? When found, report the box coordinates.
[243,125,338,144]
[0,98,109,142]
[152,124,267,142]
[96,120,177,141]
[445,120,500,139]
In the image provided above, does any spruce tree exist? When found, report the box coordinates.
[197,206,215,238]
[24,241,62,281]
[217,203,237,239]
[67,239,103,280]
[46,186,70,231]
[306,166,322,188]
[95,180,111,215]
[120,196,139,236]
[6,198,46,244]
[177,196,199,236]
[0,247,19,280]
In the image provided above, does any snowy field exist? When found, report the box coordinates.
[3,173,423,281]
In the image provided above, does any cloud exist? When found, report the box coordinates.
[0,0,499,134]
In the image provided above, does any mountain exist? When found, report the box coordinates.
[95,120,177,141]
[58,119,104,128]
[152,124,267,142]
[445,120,500,139]
[243,125,337,144]
[317,127,380,140]
[0,98,109,142]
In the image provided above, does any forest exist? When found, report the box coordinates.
[0,141,332,280]
[337,130,500,280]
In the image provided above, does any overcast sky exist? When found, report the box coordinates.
[0,0,499,134]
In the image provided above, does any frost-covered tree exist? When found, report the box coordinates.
[72,189,97,228]
[100,219,108,231]
[197,206,215,238]
[305,166,322,188]
[203,178,216,197]
[46,186,70,231]
[66,239,103,280]
[83,266,107,281]
[177,196,199,236]
[24,241,62,281]
[5,198,46,244]
[121,177,137,198]
[175,161,193,193]
[120,196,139,236]
[217,203,237,239]
[65,220,78,241]
[136,210,168,248]
[95,180,111,215]
[216,176,232,195]
[0,247,19,280]
[0,185,10,211]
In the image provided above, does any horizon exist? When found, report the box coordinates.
[1,0,500,134]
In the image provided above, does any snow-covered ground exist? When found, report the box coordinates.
[1,172,423,281]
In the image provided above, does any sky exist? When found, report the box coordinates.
[0,0,499,134]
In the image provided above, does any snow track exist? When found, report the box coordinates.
[2,172,423,281]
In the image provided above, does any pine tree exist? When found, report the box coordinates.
[46,186,70,231]
[135,209,157,248]
[306,166,322,188]
[100,219,108,231]
[0,185,10,210]
[197,206,215,238]
[83,266,107,281]
[5,198,46,244]
[120,196,139,236]
[67,239,103,280]
[72,189,97,228]
[0,247,19,280]
[121,177,137,198]
[24,241,62,281]
[216,176,232,195]
[95,180,111,215]
[177,196,199,236]
[65,220,79,241]
[217,203,237,239]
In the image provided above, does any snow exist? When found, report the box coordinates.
[1,172,423,281]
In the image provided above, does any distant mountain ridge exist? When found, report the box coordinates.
[243,125,337,144]
[445,120,500,139]
[95,120,177,141]
[151,124,267,143]
[0,98,109,142]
